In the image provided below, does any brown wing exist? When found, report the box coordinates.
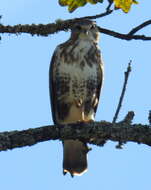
[83,47,104,119]
[49,49,58,124]
[49,47,72,124]
[94,53,104,115]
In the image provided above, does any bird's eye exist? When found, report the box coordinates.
[76,25,82,30]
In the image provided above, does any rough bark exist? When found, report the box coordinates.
[0,121,151,152]
[0,19,151,41]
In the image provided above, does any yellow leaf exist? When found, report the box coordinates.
[59,0,74,6]
[77,0,87,6]
[68,0,79,12]
[59,0,68,6]
[58,0,103,12]
[113,0,138,13]
[87,0,98,4]
[68,0,86,12]
[67,0,75,6]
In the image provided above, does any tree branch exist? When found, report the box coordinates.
[1,117,151,152]
[98,27,151,40]
[112,61,132,123]
[75,9,113,20]
[106,0,113,11]
[148,110,151,126]
[120,111,135,124]
[128,20,151,35]
[0,18,151,41]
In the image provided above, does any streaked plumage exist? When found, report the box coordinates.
[49,20,103,177]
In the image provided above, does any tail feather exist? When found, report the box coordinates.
[63,140,88,177]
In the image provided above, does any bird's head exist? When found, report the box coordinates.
[71,20,100,43]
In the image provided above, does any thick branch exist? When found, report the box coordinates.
[1,120,151,152]
[0,12,114,37]
[0,18,151,41]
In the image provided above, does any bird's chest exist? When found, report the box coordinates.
[54,41,99,99]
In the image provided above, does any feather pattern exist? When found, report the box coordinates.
[49,20,103,176]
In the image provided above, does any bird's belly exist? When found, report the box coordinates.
[57,61,98,101]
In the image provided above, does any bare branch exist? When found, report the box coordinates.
[120,111,135,124]
[148,110,151,126]
[106,0,113,11]
[112,61,132,123]
[0,18,151,41]
[1,117,151,152]
[0,23,58,37]
[76,9,113,20]
[114,111,135,149]
[128,20,151,35]
[98,27,151,40]
[0,10,113,37]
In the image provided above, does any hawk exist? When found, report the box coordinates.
[49,20,103,177]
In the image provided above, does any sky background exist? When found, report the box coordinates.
[0,0,151,189]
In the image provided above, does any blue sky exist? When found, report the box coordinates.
[0,0,151,189]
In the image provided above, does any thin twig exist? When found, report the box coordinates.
[106,0,113,11]
[0,15,2,40]
[56,9,113,25]
[98,26,151,41]
[120,111,135,124]
[78,9,113,20]
[112,61,132,123]
[148,110,151,126]
[128,20,151,35]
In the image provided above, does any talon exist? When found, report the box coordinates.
[63,170,67,175]
[75,99,83,107]
[88,147,92,152]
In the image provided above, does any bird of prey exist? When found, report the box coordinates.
[49,20,103,177]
